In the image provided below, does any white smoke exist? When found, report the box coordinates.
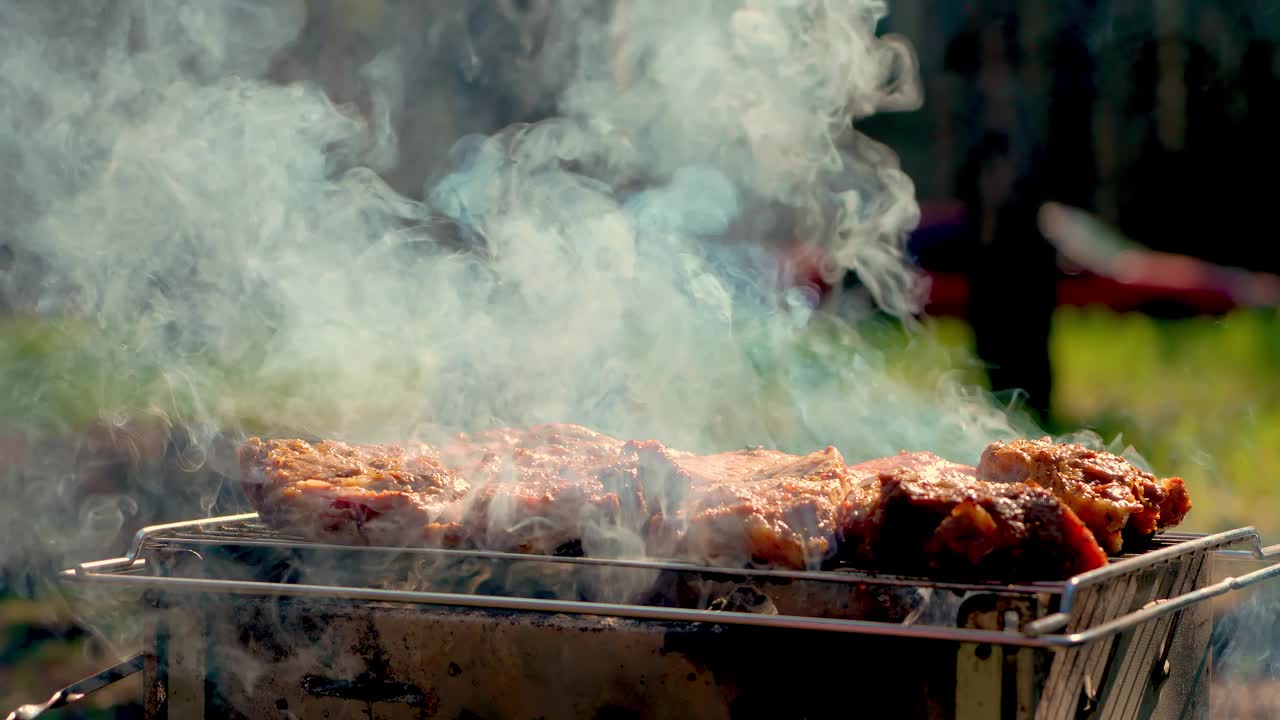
[0,3,1047,707]
[0,0,1027,589]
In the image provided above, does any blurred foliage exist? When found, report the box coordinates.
[0,314,433,441]
[0,597,143,718]
[1050,307,1280,539]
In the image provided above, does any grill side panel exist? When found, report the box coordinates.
[129,519,1236,719]
[1037,550,1214,720]
[141,586,1216,720]
[1121,552,1213,720]
[147,593,979,720]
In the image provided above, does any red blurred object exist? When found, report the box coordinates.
[775,198,1280,316]
[775,243,835,306]
[917,200,1280,317]
[923,271,1239,317]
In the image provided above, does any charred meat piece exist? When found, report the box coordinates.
[977,438,1191,553]
[839,458,1109,580]
[636,444,856,569]
[238,438,471,546]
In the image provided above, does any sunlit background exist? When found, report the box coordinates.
[4,0,1280,716]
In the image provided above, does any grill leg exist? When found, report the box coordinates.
[957,642,1005,719]
[145,593,208,719]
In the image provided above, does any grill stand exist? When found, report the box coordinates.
[11,514,1280,720]
[138,586,1207,719]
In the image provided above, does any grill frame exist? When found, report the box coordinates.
[64,513,1280,649]
[16,513,1280,720]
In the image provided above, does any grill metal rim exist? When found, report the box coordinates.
[58,513,1280,650]
[147,516,1065,594]
[133,515,1222,596]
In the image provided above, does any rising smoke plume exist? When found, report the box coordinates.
[0,0,1033,593]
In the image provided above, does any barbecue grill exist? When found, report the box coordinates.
[12,513,1280,719]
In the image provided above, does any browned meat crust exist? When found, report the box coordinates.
[240,429,857,569]
[432,424,636,555]
[977,438,1192,553]
[238,437,470,546]
[839,454,1109,579]
[634,444,855,569]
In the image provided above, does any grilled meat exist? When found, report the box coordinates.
[241,425,641,553]
[239,428,1185,579]
[635,444,855,569]
[436,423,626,477]
[840,454,1109,579]
[241,426,850,565]
[432,424,637,555]
[977,438,1192,553]
[238,437,471,546]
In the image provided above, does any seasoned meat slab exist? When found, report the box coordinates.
[977,438,1192,553]
[238,437,470,546]
[840,454,1109,579]
[432,424,636,555]
[633,443,856,569]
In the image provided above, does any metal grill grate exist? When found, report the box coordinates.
[55,512,1279,651]
[134,514,1217,598]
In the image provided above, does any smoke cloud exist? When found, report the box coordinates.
[0,0,1031,611]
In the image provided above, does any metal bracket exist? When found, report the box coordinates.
[1025,530,1280,639]
[4,654,146,720]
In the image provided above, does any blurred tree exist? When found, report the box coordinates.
[942,7,1060,425]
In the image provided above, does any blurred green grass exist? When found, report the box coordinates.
[1051,307,1280,539]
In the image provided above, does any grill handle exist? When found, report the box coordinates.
[4,653,145,720]
[1026,540,1280,638]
